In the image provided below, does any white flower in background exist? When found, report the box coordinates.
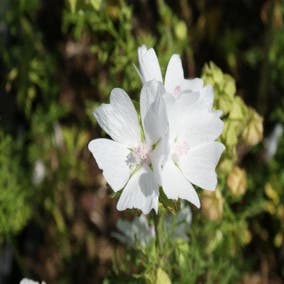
[88,81,169,214]
[32,160,46,185]
[52,122,64,148]
[137,45,225,207]
[164,204,192,240]
[20,279,46,284]
[264,123,283,161]
[113,204,192,246]
[112,215,155,247]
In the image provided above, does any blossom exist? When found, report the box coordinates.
[137,45,204,97]
[161,92,224,207]
[32,160,46,185]
[20,279,46,284]
[88,81,168,214]
[264,123,283,161]
[112,214,155,247]
[163,203,192,240]
[89,45,225,213]
[137,46,225,207]
[113,204,192,246]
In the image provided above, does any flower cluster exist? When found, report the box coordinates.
[88,46,225,214]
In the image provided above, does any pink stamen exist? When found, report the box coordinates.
[172,140,189,161]
[173,86,182,98]
[132,144,151,165]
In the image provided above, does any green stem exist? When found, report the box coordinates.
[154,212,160,255]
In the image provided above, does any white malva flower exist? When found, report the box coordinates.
[89,45,225,213]
[113,214,155,247]
[137,45,217,113]
[164,203,192,240]
[88,81,169,214]
[32,160,46,185]
[138,45,204,97]
[138,45,225,208]
[20,279,46,284]
[113,204,192,246]
[264,123,283,161]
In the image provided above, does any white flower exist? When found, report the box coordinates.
[137,45,204,97]
[264,123,283,161]
[161,91,224,207]
[32,160,46,185]
[137,45,225,207]
[52,122,64,148]
[88,81,169,214]
[164,203,192,240]
[113,204,192,246]
[137,45,216,113]
[20,279,46,284]
[112,215,155,247]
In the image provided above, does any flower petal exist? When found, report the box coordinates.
[88,138,132,191]
[117,165,159,214]
[180,109,224,148]
[179,142,225,191]
[150,133,170,185]
[94,88,141,147]
[140,81,169,146]
[164,54,184,94]
[198,85,214,110]
[140,80,165,122]
[161,159,200,208]
[138,45,163,83]
[181,78,204,92]
[164,91,200,140]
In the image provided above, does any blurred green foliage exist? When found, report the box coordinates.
[0,0,284,283]
[0,132,31,239]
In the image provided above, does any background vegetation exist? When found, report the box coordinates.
[0,0,284,283]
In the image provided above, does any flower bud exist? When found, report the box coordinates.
[223,74,236,98]
[242,108,263,146]
[227,166,247,197]
[265,183,279,204]
[229,97,247,120]
[223,121,240,146]
[175,21,187,41]
[274,233,283,248]
[218,158,234,175]
[201,189,224,221]
[241,227,252,245]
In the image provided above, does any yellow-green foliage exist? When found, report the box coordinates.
[0,132,31,239]
[202,62,263,173]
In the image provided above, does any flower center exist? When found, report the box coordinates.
[172,139,189,161]
[172,85,182,98]
[126,144,151,168]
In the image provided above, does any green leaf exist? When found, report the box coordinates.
[90,0,102,11]
[156,268,171,284]
[68,0,77,13]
